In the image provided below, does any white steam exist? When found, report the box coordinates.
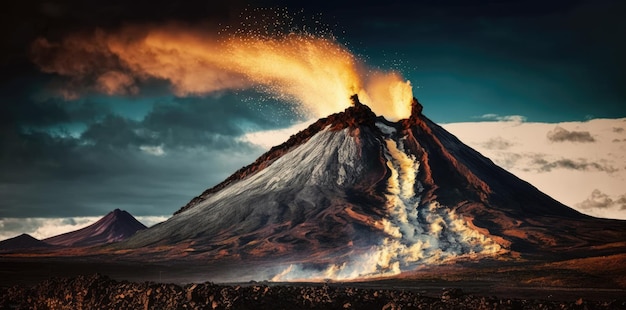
[271,126,503,281]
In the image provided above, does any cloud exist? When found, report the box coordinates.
[531,157,616,173]
[443,117,626,220]
[577,189,626,211]
[0,217,98,241]
[476,114,526,123]
[489,153,522,170]
[0,125,263,218]
[547,126,595,142]
[141,95,295,146]
[135,216,170,228]
[96,71,138,95]
[243,120,314,149]
[480,137,513,150]
[139,145,165,156]
[0,82,280,218]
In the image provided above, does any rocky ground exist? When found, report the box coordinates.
[1,274,625,309]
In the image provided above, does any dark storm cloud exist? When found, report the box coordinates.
[0,80,296,217]
[142,95,296,148]
[547,126,595,143]
[0,146,259,217]
[0,124,262,217]
[80,115,146,148]
[532,157,615,173]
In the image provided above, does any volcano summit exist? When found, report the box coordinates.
[108,95,625,281]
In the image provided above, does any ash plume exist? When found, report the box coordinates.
[31,23,413,120]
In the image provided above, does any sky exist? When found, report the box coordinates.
[1,0,625,238]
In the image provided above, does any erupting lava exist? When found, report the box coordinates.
[31,24,413,120]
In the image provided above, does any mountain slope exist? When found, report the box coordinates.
[401,101,624,255]
[0,234,52,252]
[122,98,392,265]
[115,96,626,279]
[44,209,146,247]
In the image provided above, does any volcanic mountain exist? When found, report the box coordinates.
[44,209,147,247]
[0,234,52,252]
[116,96,626,280]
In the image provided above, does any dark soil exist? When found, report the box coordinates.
[1,274,625,310]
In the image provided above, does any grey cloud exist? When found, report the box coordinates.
[491,152,521,170]
[532,157,616,173]
[577,189,626,211]
[0,137,263,217]
[0,217,38,233]
[0,84,295,218]
[0,218,42,240]
[81,115,148,148]
[547,126,595,142]
[480,137,513,150]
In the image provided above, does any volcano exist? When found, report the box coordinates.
[44,209,147,247]
[115,96,626,280]
[0,234,52,252]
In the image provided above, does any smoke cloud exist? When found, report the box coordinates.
[31,24,414,120]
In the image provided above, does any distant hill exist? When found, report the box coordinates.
[44,209,146,247]
[0,234,52,252]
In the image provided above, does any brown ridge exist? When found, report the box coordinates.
[401,98,491,205]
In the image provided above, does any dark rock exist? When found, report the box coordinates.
[0,274,622,310]
[441,288,464,301]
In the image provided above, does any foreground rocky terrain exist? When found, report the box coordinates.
[1,274,624,310]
